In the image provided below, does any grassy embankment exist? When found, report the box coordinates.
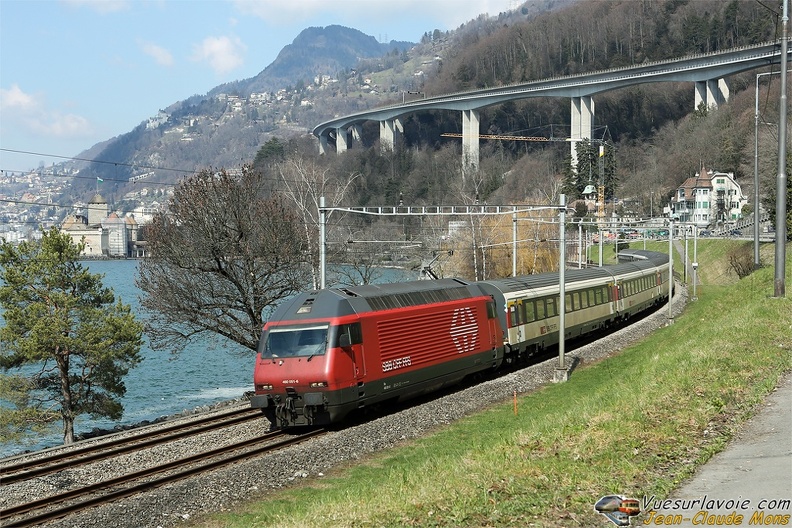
[195,240,791,528]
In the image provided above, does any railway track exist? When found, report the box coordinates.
[0,405,263,483]
[1,426,325,527]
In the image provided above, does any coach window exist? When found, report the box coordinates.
[565,293,573,313]
[594,288,603,305]
[580,291,589,309]
[536,299,546,320]
[547,297,558,317]
[525,301,536,322]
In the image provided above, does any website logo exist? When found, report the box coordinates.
[595,495,641,526]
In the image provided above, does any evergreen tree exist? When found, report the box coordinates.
[253,137,286,170]
[572,139,596,200]
[0,228,143,445]
[560,153,579,199]
[602,142,618,201]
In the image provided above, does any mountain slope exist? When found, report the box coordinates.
[67,25,417,194]
[246,25,413,93]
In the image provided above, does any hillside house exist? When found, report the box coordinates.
[670,168,746,228]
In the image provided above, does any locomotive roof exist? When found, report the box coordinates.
[338,278,482,313]
[332,277,470,298]
[267,278,481,323]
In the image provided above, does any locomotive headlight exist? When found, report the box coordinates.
[309,381,328,388]
[257,383,273,391]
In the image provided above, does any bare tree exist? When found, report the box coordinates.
[275,155,359,289]
[137,166,310,353]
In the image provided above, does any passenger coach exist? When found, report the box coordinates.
[477,249,670,359]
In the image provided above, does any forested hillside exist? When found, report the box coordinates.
[285,0,784,215]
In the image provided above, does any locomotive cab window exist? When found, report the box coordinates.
[259,325,329,358]
[486,301,498,320]
[332,322,362,348]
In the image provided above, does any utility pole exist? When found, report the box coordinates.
[774,0,789,298]
[555,194,569,383]
[755,71,781,269]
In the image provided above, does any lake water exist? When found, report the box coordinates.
[1,260,417,457]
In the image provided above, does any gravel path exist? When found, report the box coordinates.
[5,287,687,528]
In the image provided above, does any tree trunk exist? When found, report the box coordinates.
[63,415,75,445]
[57,347,75,444]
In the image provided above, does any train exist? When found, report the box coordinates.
[250,249,671,428]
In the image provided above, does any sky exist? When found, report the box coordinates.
[0,0,520,173]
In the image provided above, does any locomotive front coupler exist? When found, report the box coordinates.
[276,394,298,427]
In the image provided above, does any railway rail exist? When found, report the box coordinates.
[1,427,324,527]
[0,405,262,483]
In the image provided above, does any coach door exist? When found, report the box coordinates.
[611,282,623,314]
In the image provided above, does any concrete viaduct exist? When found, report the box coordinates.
[312,41,783,170]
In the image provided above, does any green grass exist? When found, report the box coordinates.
[193,244,792,528]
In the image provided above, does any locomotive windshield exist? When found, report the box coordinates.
[259,325,329,358]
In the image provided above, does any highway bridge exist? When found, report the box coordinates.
[313,40,784,170]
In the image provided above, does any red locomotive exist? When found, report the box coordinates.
[250,279,503,428]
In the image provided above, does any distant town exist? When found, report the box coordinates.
[0,167,166,256]
[0,51,441,256]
